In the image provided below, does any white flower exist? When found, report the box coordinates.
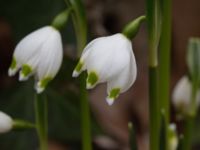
[172,76,200,117]
[168,123,178,150]
[8,26,63,93]
[72,33,137,105]
[0,111,13,133]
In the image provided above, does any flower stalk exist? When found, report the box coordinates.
[146,0,162,149]
[35,93,48,150]
[158,0,171,149]
[66,0,92,149]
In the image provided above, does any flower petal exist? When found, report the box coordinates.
[85,34,132,83]
[106,49,137,103]
[37,27,63,81]
[14,26,52,66]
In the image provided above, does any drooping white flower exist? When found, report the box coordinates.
[72,33,137,105]
[168,123,178,150]
[172,76,200,117]
[0,111,13,133]
[8,26,63,93]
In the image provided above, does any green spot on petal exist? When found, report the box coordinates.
[108,88,120,99]
[40,77,52,88]
[75,61,83,72]
[87,72,98,86]
[10,57,17,69]
[21,64,32,76]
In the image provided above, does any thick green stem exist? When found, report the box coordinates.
[80,73,92,150]
[158,0,171,149]
[35,93,48,150]
[146,0,162,149]
[149,67,159,150]
[66,0,92,149]
[182,116,195,150]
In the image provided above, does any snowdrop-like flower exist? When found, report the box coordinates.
[72,33,137,105]
[172,76,200,117]
[0,111,13,133]
[8,26,63,93]
[168,123,178,150]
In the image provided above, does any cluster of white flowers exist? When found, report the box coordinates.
[9,28,137,105]
[8,26,63,93]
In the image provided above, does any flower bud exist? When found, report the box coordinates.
[0,111,13,133]
[172,76,200,118]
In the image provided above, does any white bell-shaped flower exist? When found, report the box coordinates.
[0,111,13,133]
[8,26,63,93]
[172,76,200,117]
[72,33,137,105]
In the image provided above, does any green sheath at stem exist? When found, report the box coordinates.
[35,93,48,150]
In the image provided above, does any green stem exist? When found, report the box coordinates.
[13,119,35,130]
[149,67,159,150]
[182,116,195,150]
[146,0,162,149]
[66,0,92,149]
[80,73,92,150]
[35,93,48,150]
[66,0,87,56]
[158,0,171,149]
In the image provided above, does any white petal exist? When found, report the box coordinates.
[14,26,53,66]
[107,44,137,94]
[35,81,45,94]
[0,111,13,133]
[8,67,19,77]
[172,76,191,108]
[106,97,115,106]
[72,70,79,77]
[85,34,133,83]
[37,27,63,80]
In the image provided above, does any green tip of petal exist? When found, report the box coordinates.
[86,71,98,89]
[106,88,121,105]
[8,57,17,76]
[10,57,17,69]
[36,77,52,93]
[72,61,84,77]
[21,64,32,76]
[19,64,32,81]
